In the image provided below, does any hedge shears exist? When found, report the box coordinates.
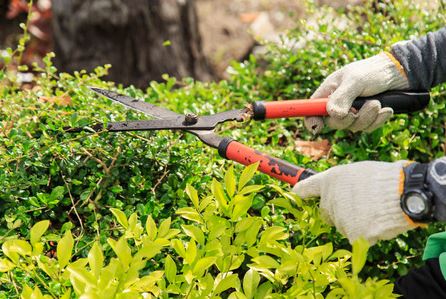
[67,87,430,185]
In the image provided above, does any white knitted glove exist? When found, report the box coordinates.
[292,161,419,245]
[306,52,410,134]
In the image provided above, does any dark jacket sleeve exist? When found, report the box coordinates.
[393,258,446,299]
[391,27,446,90]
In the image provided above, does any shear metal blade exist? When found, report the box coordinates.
[88,87,226,148]
[89,87,179,119]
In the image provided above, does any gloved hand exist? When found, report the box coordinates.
[292,161,419,245]
[306,52,410,134]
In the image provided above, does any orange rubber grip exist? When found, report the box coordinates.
[221,140,315,185]
[252,91,431,120]
[253,98,328,120]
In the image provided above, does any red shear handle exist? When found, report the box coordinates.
[253,99,328,119]
[252,90,430,120]
[218,138,316,185]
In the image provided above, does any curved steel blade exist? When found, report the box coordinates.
[89,87,179,119]
[89,87,226,148]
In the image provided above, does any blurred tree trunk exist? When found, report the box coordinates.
[0,2,23,48]
[51,0,213,87]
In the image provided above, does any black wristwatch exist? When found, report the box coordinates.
[401,163,435,222]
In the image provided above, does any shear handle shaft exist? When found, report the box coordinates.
[252,90,430,120]
[218,138,316,185]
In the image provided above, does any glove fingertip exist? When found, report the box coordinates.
[304,116,324,134]
[292,175,322,198]
[326,98,350,119]
[363,108,394,133]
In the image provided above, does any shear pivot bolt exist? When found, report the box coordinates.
[184,113,198,125]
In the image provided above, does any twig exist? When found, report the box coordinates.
[151,165,170,195]
[9,272,19,296]
[62,174,84,237]
[82,148,108,172]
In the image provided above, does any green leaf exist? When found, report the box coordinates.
[238,185,264,196]
[243,269,260,299]
[192,256,217,278]
[185,240,197,265]
[131,270,164,292]
[182,224,205,245]
[108,237,132,269]
[165,255,177,283]
[329,249,352,261]
[66,265,97,287]
[0,258,15,272]
[238,162,259,191]
[30,220,50,246]
[88,242,103,278]
[212,179,228,212]
[50,186,65,201]
[60,290,71,299]
[110,208,128,228]
[176,207,204,224]
[245,220,262,247]
[145,215,158,240]
[186,184,199,209]
[231,195,253,220]
[225,165,236,198]
[251,255,280,268]
[228,292,248,299]
[158,217,171,238]
[352,237,369,276]
[214,273,240,295]
[138,242,162,259]
[254,282,273,299]
[259,226,288,244]
[171,239,186,259]
[3,240,32,263]
[57,230,74,269]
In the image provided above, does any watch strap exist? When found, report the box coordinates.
[405,163,428,190]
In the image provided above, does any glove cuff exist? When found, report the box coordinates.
[379,52,410,90]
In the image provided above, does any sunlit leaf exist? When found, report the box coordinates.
[110,208,128,229]
[30,220,50,246]
[88,242,103,278]
[0,258,15,272]
[225,165,236,198]
[185,240,197,265]
[214,273,240,295]
[192,256,217,278]
[158,217,171,238]
[182,224,205,245]
[165,255,177,283]
[243,269,260,299]
[352,237,369,276]
[212,179,228,213]
[186,184,199,209]
[57,230,74,269]
[238,162,259,192]
[145,215,158,240]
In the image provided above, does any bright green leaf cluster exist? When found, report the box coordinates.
[0,167,396,298]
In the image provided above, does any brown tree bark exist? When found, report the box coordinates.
[51,0,213,87]
[0,2,24,49]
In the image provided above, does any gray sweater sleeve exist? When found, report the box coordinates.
[391,27,446,90]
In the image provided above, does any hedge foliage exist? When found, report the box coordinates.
[0,0,445,298]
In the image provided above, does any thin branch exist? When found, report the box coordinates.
[62,174,84,236]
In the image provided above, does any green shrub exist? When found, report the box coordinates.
[0,164,396,298]
[1,0,446,297]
